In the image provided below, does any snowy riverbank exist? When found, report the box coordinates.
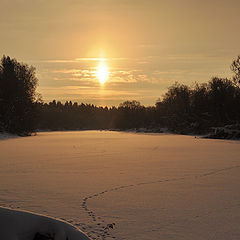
[0,132,18,141]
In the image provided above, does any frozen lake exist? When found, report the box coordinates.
[0,131,240,240]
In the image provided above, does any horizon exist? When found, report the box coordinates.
[1,0,240,106]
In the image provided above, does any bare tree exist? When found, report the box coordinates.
[231,55,240,85]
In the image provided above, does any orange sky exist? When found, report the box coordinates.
[1,0,240,106]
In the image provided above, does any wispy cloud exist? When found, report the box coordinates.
[34,53,233,106]
[38,57,130,63]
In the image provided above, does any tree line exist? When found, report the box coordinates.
[0,56,39,135]
[0,55,240,135]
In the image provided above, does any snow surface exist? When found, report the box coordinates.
[0,131,240,240]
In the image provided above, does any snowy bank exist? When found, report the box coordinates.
[0,207,91,240]
[0,132,18,141]
[204,124,240,140]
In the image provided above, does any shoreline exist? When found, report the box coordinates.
[1,126,240,141]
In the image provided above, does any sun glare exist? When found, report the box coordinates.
[96,62,109,85]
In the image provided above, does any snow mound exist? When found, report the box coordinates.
[205,124,240,139]
[0,207,91,240]
[0,132,18,141]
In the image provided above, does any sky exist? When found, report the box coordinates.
[1,0,240,106]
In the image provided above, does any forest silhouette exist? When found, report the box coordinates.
[0,55,240,137]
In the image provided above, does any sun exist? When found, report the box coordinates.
[96,62,109,85]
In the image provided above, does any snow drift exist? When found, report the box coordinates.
[0,207,91,240]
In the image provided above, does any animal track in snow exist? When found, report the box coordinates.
[78,164,240,240]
